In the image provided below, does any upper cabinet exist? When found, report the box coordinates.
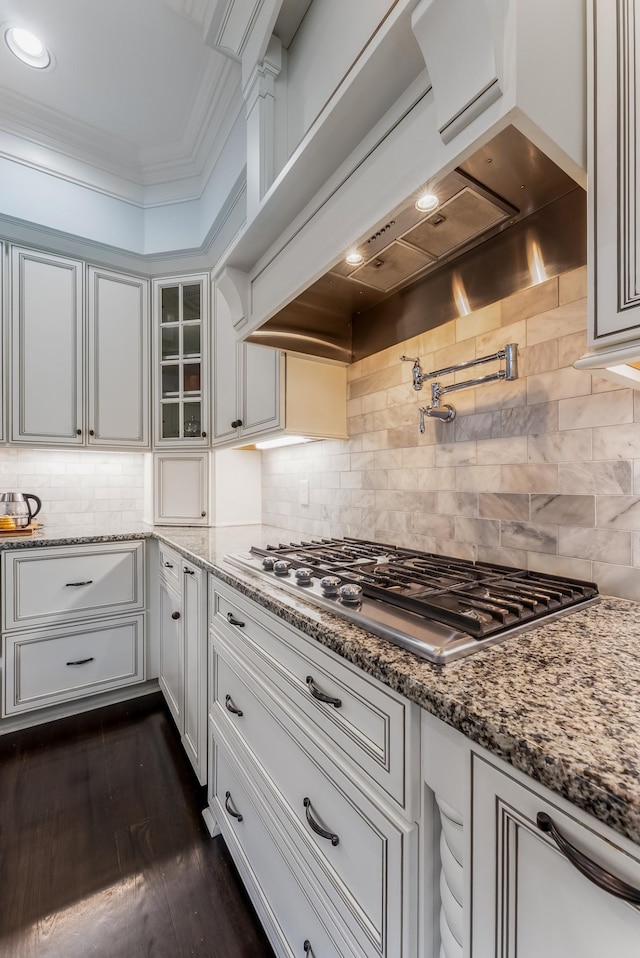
[212,275,347,447]
[11,247,84,445]
[576,1,640,385]
[153,274,209,448]
[87,267,149,447]
[11,248,150,448]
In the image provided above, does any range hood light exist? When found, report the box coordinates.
[254,435,313,450]
[5,27,52,69]
[415,192,439,213]
[346,251,364,266]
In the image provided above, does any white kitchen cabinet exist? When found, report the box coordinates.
[159,546,207,783]
[421,708,640,958]
[212,300,281,442]
[153,274,209,447]
[472,755,640,958]
[11,248,150,448]
[1,540,147,719]
[212,274,348,447]
[206,577,419,958]
[153,452,210,526]
[2,540,145,631]
[87,266,149,447]
[159,575,182,727]
[575,1,640,384]
[11,246,84,444]
[4,614,145,715]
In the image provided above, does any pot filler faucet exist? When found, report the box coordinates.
[400,343,518,431]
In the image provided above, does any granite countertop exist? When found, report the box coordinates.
[3,520,640,846]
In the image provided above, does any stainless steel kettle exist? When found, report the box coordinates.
[0,492,42,528]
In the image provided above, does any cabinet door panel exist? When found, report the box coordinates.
[182,561,206,784]
[212,283,240,443]
[154,453,209,525]
[159,579,183,727]
[11,248,83,443]
[88,267,149,447]
[472,755,640,958]
[240,343,281,438]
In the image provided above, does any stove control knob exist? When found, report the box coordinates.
[262,557,275,570]
[273,560,292,576]
[294,567,314,586]
[338,583,363,604]
[320,575,342,596]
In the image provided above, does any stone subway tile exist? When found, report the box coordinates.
[558,526,631,565]
[558,460,632,495]
[527,429,592,463]
[531,493,595,527]
[478,493,530,521]
[501,520,558,554]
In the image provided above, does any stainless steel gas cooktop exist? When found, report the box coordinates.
[226,537,599,663]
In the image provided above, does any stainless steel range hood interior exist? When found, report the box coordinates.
[248,126,586,363]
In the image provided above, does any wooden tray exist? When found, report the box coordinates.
[0,521,40,537]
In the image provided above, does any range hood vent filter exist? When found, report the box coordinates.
[403,186,509,258]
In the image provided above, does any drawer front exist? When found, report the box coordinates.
[3,541,145,630]
[212,637,410,957]
[211,580,414,814]
[210,727,359,958]
[4,614,145,715]
[158,543,180,590]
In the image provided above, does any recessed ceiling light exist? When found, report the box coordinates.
[5,27,52,69]
[346,251,363,266]
[415,192,439,213]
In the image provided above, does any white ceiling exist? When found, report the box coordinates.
[0,0,243,203]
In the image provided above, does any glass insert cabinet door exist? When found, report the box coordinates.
[153,274,209,445]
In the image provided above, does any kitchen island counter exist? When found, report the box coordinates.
[3,521,639,846]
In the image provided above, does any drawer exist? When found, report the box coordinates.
[158,543,180,591]
[211,638,415,958]
[3,614,145,715]
[210,579,417,815]
[2,541,145,630]
[209,723,362,958]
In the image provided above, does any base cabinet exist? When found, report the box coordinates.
[207,577,419,958]
[421,710,640,958]
[158,547,207,783]
[1,541,147,720]
[471,756,640,958]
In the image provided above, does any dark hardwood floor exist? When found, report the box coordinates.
[0,693,275,958]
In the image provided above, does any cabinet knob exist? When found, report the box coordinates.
[201,431,207,438]
[231,419,243,429]
[76,428,82,436]
[89,429,95,436]
[171,611,181,620]
[201,511,206,517]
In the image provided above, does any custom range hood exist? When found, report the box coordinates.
[248,126,586,363]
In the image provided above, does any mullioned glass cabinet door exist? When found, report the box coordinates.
[153,274,209,447]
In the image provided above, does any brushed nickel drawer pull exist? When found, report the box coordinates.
[65,580,93,587]
[303,797,339,846]
[226,612,245,628]
[306,676,341,708]
[537,812,640,903]
[66,657,94,666]
[224,791,243,822]
[225,694,243,717]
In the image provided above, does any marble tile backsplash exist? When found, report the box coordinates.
[261,267,640,601]
[0,449,145,526]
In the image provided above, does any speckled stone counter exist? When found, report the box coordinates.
[2,521,639,846]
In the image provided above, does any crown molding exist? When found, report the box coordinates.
[0,50,241,204]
